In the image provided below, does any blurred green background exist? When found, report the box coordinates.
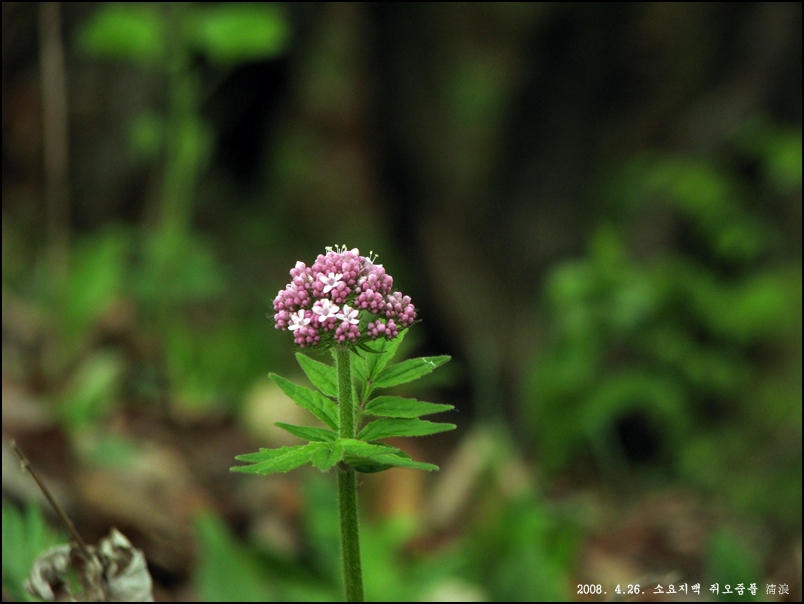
[2,2,801,601]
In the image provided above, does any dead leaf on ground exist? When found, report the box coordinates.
[24,527,154,602]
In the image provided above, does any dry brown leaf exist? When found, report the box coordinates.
[24,528,153,602]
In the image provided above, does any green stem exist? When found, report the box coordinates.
[336,348,364,602]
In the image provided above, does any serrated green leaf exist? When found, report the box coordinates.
[363,331,406,380]
[231,443,326,474]
[310,441,344,471]
[373,355,451,389]
[358,418,456,440]
[338,439,440,472]
[234,447,289,463]
[269,373,339,430]
[346,448,408,473]
[364,395,454,418]
[351,349,368,383]
[368,453,440,472]
[347,459,395,473]
[340,439,402,473]
[275,422,337,443]
[339,438,396,457]
[355,342,383,354]
[295,353,338,397]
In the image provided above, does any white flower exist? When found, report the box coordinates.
[337,304,360,325]
[313,299,340,322]
[319,272,343,294]
[288,310,310,332]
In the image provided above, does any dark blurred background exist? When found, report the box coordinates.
[2,2,801,601]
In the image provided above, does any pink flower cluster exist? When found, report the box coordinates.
[273,246,417,348]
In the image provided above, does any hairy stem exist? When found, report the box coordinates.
[336,348,364,602]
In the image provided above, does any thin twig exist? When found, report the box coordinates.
[9,439,92,561]
[39,1,71,281]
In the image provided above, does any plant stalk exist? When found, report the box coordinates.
[336,348,364,602]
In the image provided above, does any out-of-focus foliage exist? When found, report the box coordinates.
[2,503,65,602]
[133,230,224,311]
[195,512,276,602]
[707,528,762,602]
[527,120,802,527]
[198,424,578,601]
[59,350,124,433]
[60,227,131,345]
[299,442,577,602]
[78,4,166,65]
[187,3,290,64]
[464,494,575,602]
[50,3,292,419]
[79,3,289,66]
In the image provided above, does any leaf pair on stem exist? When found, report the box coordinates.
[231,331,454,475]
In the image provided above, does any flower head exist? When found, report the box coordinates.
[272,246,416,348]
